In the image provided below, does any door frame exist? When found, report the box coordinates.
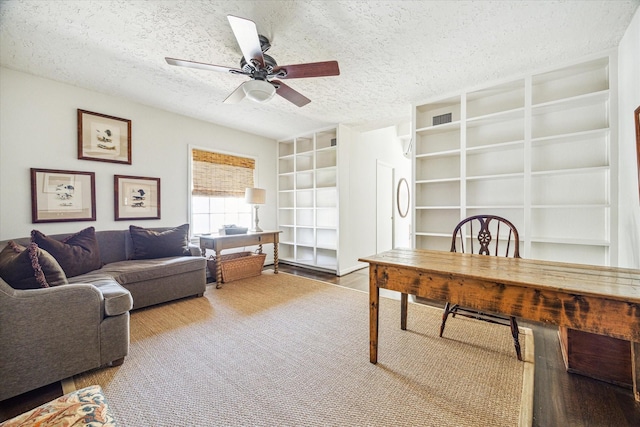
[376,160,395,253]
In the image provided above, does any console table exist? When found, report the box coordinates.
[200,230,281,288]
[359,248,640,402]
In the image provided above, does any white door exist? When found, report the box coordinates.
[376,161,394,253]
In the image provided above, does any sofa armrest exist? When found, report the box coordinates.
[72,281,133,316]
[0,281,104,315]
[0,279,124,400]
[1,282,102,382]
[188,243,203,257]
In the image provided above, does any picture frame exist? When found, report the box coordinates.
[30,168,96,223]
[114,175,161,220]
[78,109,131,164]
[635,106,640,200]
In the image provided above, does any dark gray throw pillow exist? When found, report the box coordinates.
[0,241,68,289]
[31,226,102,278]
[129,224,191,259]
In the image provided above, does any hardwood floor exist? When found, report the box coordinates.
[2,264,639,425]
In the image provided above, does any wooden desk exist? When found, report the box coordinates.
[200,230,281,288]
[359,248,640,402]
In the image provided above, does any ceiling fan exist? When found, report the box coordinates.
[165,15,340,107]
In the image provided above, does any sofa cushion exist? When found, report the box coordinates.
[129,224,190,259]
[0,241,68,289]
[100,256,204,285]
[95,230,129,264]
[32,227,102,278]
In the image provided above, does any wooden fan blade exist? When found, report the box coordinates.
[272,61,340,79]
[223,83,247,104]
[165,57,243,74]
[227,15,264,69]
[272,80,310,107]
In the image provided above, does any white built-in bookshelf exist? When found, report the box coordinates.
[412,53,617,266]
[277,128,340,272]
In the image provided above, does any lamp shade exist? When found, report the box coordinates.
[245,187,266,205]
[243,80,276,103]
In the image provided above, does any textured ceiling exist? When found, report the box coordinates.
[1,0,638,140]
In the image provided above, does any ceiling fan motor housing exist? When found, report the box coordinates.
[240,53,277,75]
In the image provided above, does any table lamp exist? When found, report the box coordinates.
[245,187,266,232]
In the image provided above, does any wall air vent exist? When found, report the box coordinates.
[433,113,452,126]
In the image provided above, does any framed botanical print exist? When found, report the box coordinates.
[30,168,96,223]
[78,109,132,164]
[114,175,160,220]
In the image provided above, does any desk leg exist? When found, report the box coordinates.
[400,293,408,330]
[215,249,223,289]
[369,267,379,364]
[274,242,279,274]
[633,341,640,402]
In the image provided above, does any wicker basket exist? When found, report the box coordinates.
[207,251,266,283]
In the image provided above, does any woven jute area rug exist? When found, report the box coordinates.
[74,271,534,426]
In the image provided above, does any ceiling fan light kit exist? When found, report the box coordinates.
[165,15,339,107]
[243,80,276,103]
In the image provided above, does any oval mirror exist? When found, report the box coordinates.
[397,178,410,218]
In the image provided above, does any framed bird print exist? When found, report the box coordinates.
[114,175,160,220]
[78,109,132,164]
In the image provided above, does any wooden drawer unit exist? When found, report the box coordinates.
[559,326,632,388]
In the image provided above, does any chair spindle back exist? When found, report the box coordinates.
[450,215,520,258]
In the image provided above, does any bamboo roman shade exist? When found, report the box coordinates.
[192,149,255,197]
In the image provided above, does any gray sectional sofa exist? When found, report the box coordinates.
[0,225,207,401]
[67,226,206,310]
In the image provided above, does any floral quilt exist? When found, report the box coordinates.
[1,385,117,427]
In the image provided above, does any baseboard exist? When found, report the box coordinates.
[278,260,336,275]
[337,263,367,276]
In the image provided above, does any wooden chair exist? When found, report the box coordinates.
[444,215,522,360]
[400,214,522,361]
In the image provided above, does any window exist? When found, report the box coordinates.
[191,196,252,235]
[190,149,255,235]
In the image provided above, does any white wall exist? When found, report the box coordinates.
[617,8,640,269]
[344,125,412,273]
[0,68,277,251]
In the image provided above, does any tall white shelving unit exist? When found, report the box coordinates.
[412,53,617,266]
[277,128,340,273]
